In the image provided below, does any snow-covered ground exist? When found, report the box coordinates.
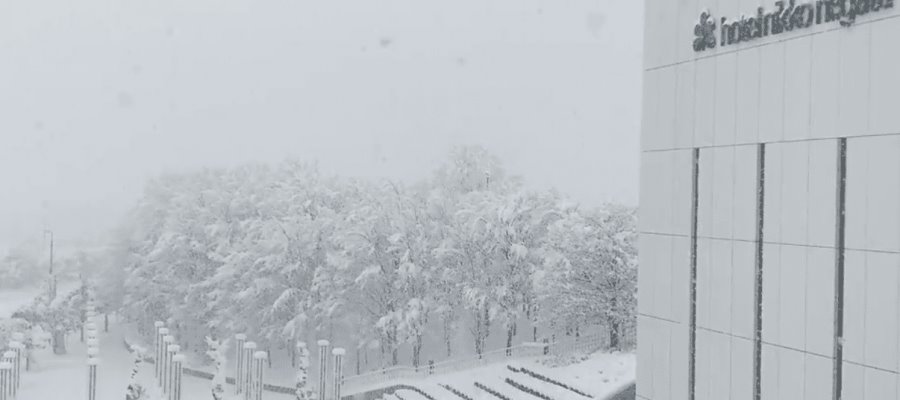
[12,323,633,400]
[14,324,297,400]
[407,352,634,400]
[525,353,635,398]
[8,313,633,400]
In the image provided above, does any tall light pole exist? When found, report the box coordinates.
[43,230,55,302]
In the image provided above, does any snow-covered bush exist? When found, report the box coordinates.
[294,341,313,400]
[205,337,228,400]
[512,366,593,398]
[126,345,147,400]
[440,384,473,400]
[505,377,554,400]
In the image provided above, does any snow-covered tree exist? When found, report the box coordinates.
[294,341,314,400]
[205,337,229,400]
[126,345,147,400]
[539,205,637,349]
[98,146,638,370]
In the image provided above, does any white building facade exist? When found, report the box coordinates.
[638,1,900,399]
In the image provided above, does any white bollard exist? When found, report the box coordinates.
[11,334,23,379]
[87,358,99,400]
[1,352,13,399]
[332,348,345,400]
[7,342,19,394]
[156,327,168,382]
[0,362,10,400]
[161,336,174,391]
[253,351,267,400]
[171,354,185,400]
[235,334,247,394]
[242,342,257,400]
[165,345,180,395]
[317,340,330,400]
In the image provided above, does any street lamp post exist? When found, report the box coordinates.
[43,230,55,302]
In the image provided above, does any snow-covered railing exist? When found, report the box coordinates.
[343,342,545,394]
[546,328,635,357]
[546,333,605,357]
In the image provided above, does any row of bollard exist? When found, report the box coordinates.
[2,332,25,400]
[234,335,268,400]
[0,294,103,400]
[0,335,24,400]
[153,321,185,400]
[317,340,346,400]
[233,335,345,400]
[151,323,346,400]
[85,300,101,400]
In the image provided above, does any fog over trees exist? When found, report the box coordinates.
[8,146,636,372]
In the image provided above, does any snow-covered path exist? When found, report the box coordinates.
[14,325,297,400]
[12,318,633,400]
[17,327,136,400]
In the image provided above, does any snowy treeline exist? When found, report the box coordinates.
[0,241,95,289]
[98,147,636,370]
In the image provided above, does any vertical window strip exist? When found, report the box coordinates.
[752,143,766,400]
[688,148,700,400]
[832,138,848,400]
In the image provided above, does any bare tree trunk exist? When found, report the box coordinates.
[505,326,514,356]
[609,319,621,351]
[290,340,296,368]
[473,312,482,356]
[481,306,491,357]
[442,313,454,358]
[473,308,486,357]
[52,328,67,355]
[388,327,399,366]
[412,334,423,369]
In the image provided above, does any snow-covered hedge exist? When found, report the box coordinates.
[511,367,593,399]
[440,384,474,400]
[391,385,436,400]
[504,377,554,400]
[474,382,512,400]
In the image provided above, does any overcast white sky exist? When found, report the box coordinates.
[0,0,643,248]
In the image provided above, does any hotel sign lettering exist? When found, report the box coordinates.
[694,0,895,52]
